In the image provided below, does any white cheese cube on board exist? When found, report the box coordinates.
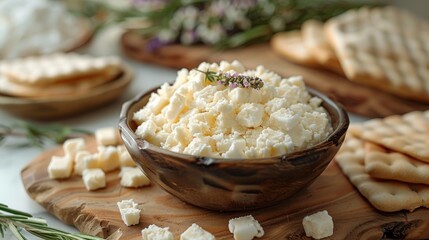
[117,145,136,167]
[120,167,150,188]
[117,199,140,226]
[95,127,119,146]
[82,168,106,191]
[48,155,73,179]
[63,138,85,159]
[83,153,99,169]
[228,215,264,240]
[74,151,90,176]
[141,224,174,240]
[180,223,215,240]
[117,145,127,155]
[98,146,120,172]
[302,210,334,240]
[117,199,138,209]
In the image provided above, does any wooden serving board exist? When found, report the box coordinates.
[21,136,429,239]
[121,31,429,118]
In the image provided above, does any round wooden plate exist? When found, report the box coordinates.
[0,65,134,120]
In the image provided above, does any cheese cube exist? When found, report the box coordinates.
[82,168,106,191]
[63,138,85,159]
[120,167,150,188]
[228,215,264,240]
[117,145,136,167]
[74,151,90,176]
[83,153,99,169]
[117,199,140,226]
[180,223,215,240]
[165,92,186,121]
[48,155,73,179]
[98,146,120,172]
[95,127,119,146]
[236,103,264,128]
[302,210,334,240]
[141,224,174,240]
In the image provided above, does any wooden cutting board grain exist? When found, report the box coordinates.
[121,31,429,118]
[21,136,429,239]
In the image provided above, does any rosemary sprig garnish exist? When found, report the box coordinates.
[0,122,91,148]
[196,69,264,90]
[0,203,101,240]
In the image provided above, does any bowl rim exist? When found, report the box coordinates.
[119,85,349,165]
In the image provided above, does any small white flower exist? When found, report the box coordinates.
[158,29,176,42]
[270,17,285,31]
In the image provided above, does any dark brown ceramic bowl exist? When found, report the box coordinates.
[119,86,349,211]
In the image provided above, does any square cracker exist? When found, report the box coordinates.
[301,20,343,75]
[270,31,320,67]
[0,53,122,86]
[349,111,429,162]
[325,6,429,103]
[364,142,429,185]
[335,136,429,212]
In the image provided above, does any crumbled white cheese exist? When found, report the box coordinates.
[141,224,174,240]
[302,210,334,240]
[228,215,264,240]
[0,0,89,59]
[133,61,332,158]
[180,223,215,240]
[117,199,140,226]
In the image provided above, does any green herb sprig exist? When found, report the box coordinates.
[0,203,101,240]
[0,122,91,148]
[196,69,264,90]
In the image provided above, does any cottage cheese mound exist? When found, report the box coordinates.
[133,61,332,158]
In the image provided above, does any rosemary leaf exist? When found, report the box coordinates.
[7,222,26,240]
[0,203,102,240]
[0,205,32,218]
[0,121,91,148]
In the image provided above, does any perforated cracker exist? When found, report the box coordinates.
[0,69,118,98]
[0,53,122,85]
[364,142,429,185]
[270,31,320,67]
[325,6,429,103]
[350,111,429,162]
[302,20,343,74]
[335,136,429,212]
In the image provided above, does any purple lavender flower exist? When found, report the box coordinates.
[146,37,168,52]
[195,69,264,90]
[229,82,238,89]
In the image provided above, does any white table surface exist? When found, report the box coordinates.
[0,25,369,239]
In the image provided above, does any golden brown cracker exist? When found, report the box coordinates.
[364,142,429,185]
[302,20,343,74]
[350,111,429,162]
[325,6,429,103]
[335,136,429,212]
[270,31,320,67]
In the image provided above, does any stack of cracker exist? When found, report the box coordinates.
[335,110,429,212]
[271,6,429,104]
[0,53,123,98]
